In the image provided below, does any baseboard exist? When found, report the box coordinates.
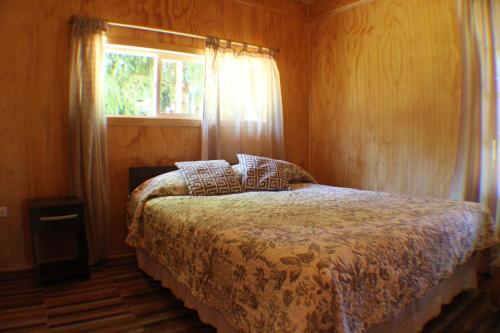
[0,261,33,273]
[107,249,135,259]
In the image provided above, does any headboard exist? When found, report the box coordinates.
[128,166,178,193]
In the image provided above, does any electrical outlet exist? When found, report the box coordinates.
[0,207,7,218]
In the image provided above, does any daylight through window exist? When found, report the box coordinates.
[104,45,204,117]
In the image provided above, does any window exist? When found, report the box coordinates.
[104,45,204,117]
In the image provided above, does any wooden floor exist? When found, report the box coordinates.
[0,256,498,333]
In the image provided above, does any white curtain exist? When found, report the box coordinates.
[450,1,500,235]
[69,16,111,264]
[202,38,284,163]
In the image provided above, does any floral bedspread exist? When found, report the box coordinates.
[126,177,497,333]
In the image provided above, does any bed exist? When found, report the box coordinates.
[126,165,498,333]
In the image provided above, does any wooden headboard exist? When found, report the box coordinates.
[128,166,178,193]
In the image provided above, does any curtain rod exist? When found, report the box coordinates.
[108,22,279,54]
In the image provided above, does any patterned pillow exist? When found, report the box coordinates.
[175,160,242,196]
[236,154,289,191]
[231,162,316,184]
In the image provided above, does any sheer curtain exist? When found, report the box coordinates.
[450,1,500,235]
[202,38,284,163]
[69,16,111,264]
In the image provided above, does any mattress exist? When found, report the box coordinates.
[126,179,498,333]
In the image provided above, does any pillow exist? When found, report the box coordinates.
[276,160,317,184]
[236,154,289,191]
[231,161,316,184]
[175,160,242,196]
[231,164,243,180]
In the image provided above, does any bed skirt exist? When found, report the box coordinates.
[137,249,237,333]
[136,249,492,333]
[369,250,490,333]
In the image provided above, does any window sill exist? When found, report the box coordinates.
[106,116,201,128]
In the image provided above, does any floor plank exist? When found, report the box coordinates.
[0,257,497,333]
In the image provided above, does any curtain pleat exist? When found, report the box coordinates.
[69,16,111,265]
[450,1,500,236]
[202,39,284,162]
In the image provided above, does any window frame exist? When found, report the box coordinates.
[104,44,204,120]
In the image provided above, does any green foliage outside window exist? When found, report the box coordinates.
[105,53,155,116]
[160,60,204,114]
[182,62,204,114]
[104,49,204,116]
[160,61,177,113]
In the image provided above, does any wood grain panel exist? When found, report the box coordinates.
[309,0,461,197]
[0,0,309,270]
[0,0,80,271]
[106,123,201,255]
[309,0,373,19]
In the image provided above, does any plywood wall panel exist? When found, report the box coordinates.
[106,124,201,256]
[309,0,372,19]
[0,0,309,270]
[82,0,309,172]
[0,0,79,270]
[309,0,461,198]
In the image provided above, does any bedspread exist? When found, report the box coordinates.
[126,181,497,333]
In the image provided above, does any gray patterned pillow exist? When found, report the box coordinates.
[236,154,289,191]
[231,162,316,184]
[175,160,242,196]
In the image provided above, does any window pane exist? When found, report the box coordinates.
[105,53,155,116]
[183,62,204,115]
[160,60,178,113]
[160,59,204,115]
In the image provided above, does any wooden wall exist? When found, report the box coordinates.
[309,0,462,198]
[0,0,465,272]
[0,0,309,270]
